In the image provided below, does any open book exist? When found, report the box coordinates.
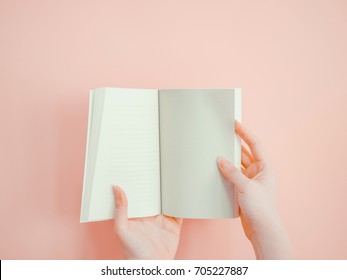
[80,88,242,222]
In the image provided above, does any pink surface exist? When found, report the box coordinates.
[1,0,347,259]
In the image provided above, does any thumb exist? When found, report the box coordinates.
[217,157,249,193]
[112,186,128,229]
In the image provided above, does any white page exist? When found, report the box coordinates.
[83,88,161,221]
[159,89,241,218]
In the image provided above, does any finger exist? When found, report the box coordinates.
[112,186,128,229]
[235,121,267,162]
[241,145,253,169]
[217,157,249,192]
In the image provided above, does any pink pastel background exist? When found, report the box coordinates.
[1,0,346,259]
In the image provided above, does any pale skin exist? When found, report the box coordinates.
[113,187,182,260]
[113,121,293,260]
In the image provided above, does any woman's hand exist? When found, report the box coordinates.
[113,186,182,260]
[217,121,293,259]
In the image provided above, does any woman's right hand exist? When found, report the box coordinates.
[217,121,293,259]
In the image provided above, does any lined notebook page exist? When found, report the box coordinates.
[86,88,161,221]
[159,89,241,218]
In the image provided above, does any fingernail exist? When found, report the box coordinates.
[112,185,120,196]
[112,185,119,194]
[217,156,228,168]
[113,186,122,208]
